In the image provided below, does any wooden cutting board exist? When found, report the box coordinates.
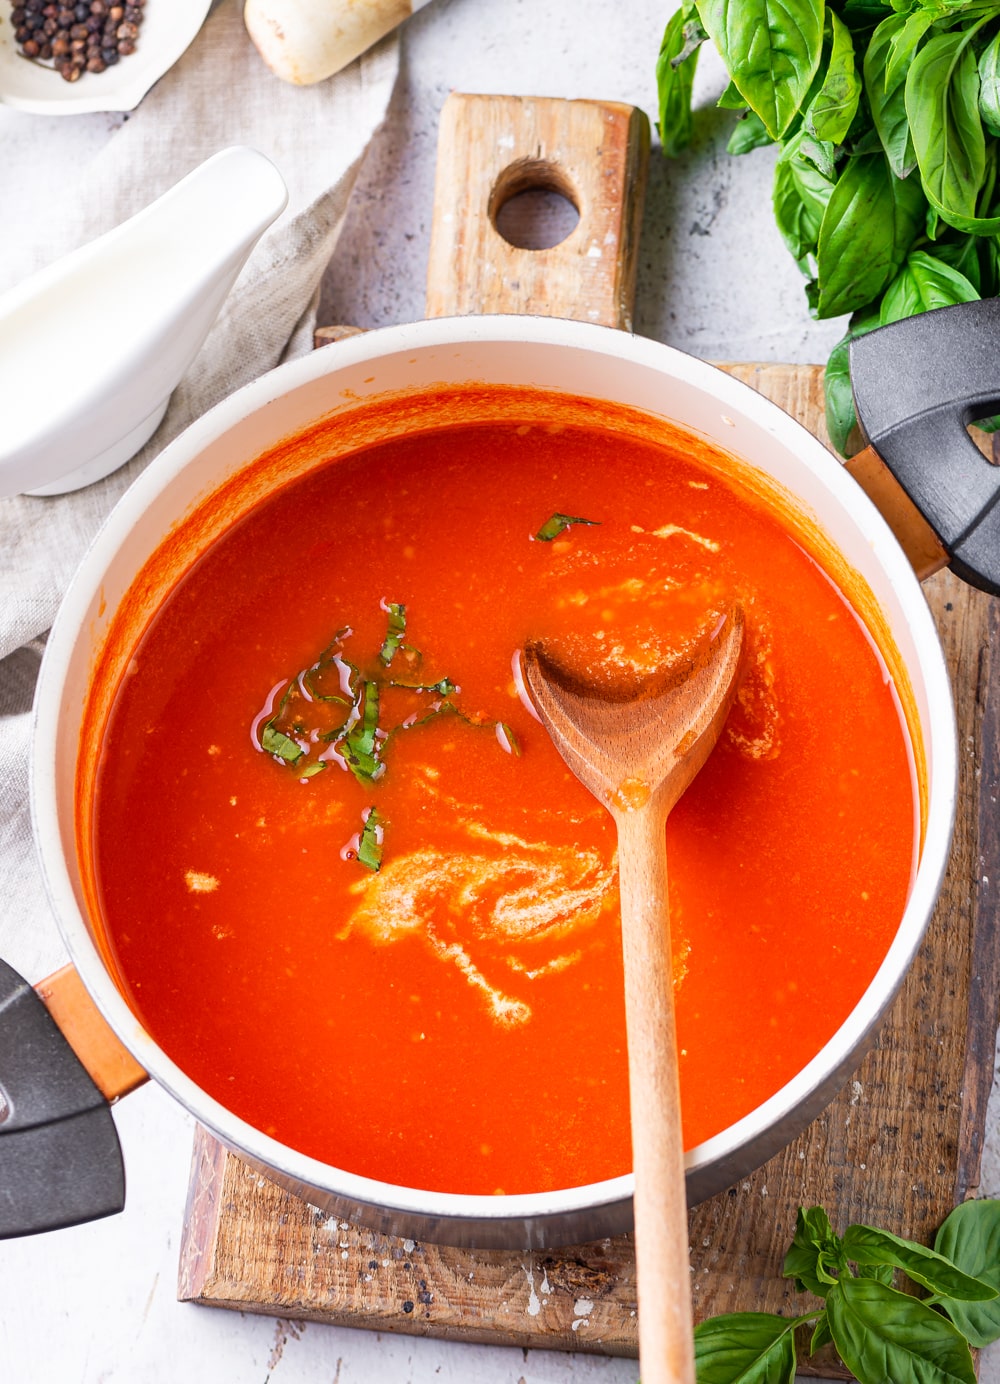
[177,95,1000,1373]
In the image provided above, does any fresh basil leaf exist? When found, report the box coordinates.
[340,681,384,784]
[885,6,941,94]
[717,77,747,109]
[783,1206,843,1297]
[849,298,884,336]
[841,0,893,22]
[934,1199,1000,1348]
[810,1310,834,1354]
[857,1260,895,1285]
[695,0,825,140]
[824,333,858,457]
[879,248,980,323]
[906,29,987,228]
[851,124,886,158]
[816,151,925,316]
[843,1222,996,1301]
[773,131,836,266]
[799,131,838,180]
[824,300,879,456]
[657,8,702,156]
[810,10,862,144]
[356,807,385,873]
[932,230,985,292]
[534,513,600,541]
[693,1311,799,1384]
[981,30,1000,137]
[826,1276,977,1384]
[261,722,304,764]
[378,601,407,667]
[866,13,918,179]
[921,205,1000,236]
[978,137,998,216]
[796,1204,836,1245]
[299,761,326,779]
[728,109,775,154]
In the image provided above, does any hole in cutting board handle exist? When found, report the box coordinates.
[490,158,581,250]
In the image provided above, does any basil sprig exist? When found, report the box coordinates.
[694,1200,1000,1384]
[254,602,520,870]
[534,512,601,541]
[355,806,385,873]
[378,600,409,667]
[657,0,1000,454]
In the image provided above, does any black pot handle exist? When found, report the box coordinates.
[0,957,125,1237]
[850,298,1000,596]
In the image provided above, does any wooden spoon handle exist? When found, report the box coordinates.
[615,806,695,1384]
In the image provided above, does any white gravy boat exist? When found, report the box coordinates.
[0,145,287,498]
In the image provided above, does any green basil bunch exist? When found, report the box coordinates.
[657,0,1000,454]
[693,1200,1000,1384]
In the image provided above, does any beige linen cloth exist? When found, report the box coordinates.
[0,1,399,980]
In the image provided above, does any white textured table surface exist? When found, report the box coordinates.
[3,2,1000,1382]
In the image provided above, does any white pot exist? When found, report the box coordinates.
[31,315,955,1248]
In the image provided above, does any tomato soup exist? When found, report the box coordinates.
[83,388,917,1196]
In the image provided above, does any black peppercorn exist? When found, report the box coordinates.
[11,0,144,78]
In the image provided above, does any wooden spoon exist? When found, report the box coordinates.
[522,606,745,1384]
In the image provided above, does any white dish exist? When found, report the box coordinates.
[0,0,211,114]
[0,146,287,496]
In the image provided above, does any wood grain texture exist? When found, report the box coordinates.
[425,92,649,328]
[178,364,1000,1375]
[616,804,694,1384]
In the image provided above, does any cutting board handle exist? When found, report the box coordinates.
[426,92,649,328]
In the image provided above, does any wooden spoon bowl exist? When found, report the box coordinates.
[522,606,745,1384]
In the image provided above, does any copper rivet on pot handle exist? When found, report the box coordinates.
[36,964,147,1103]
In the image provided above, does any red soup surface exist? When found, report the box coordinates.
[85,389,917,1196]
